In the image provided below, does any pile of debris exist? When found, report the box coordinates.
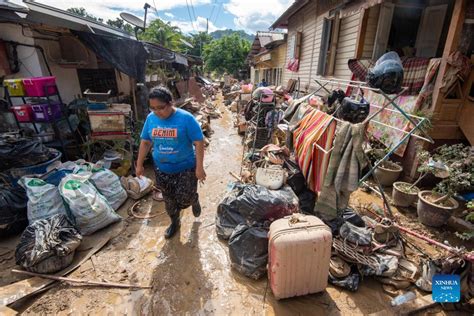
[177,98,221,146]
[217,76,473,311]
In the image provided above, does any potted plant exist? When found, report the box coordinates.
[374,160,403,186]
[416,144,473,227]
[392,181,420,208]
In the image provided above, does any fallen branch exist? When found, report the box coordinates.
[229,172,242,182]
[12,269,151,289]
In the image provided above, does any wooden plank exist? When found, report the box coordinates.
[430,123,464,140]
[431,0,467,114]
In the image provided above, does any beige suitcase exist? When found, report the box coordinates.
[268,214,332,299]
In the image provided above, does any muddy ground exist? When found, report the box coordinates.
[0,97,470,315]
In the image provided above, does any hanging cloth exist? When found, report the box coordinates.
[315,122,367,220]
[309,120,337,192]
[293,110,334,191]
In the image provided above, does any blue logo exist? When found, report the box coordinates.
[432,274,460,303]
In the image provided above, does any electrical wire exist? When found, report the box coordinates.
[208,0,216,22]
[213,1,222,25]
[185,0,196,32]
[151,0,159,15]
[189,0,198,23]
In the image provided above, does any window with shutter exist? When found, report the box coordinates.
[317,14,340,76]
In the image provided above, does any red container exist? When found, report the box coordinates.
[12,105,34,122]
[22,76,57,97]
[31,103,62,122]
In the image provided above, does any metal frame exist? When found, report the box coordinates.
[239,93,277,176]
[311,77,434,185]
[2,82,78,160]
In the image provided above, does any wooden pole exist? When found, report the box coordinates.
[131,77,138,121]
[430,0,467,115]
[12,269,152,289]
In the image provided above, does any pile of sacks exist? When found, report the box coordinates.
[15,160,129,273]
[216,184,299,279]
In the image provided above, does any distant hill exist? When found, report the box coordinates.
[210,29,254,42]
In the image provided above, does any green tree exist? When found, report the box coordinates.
[67,7,103,23]
[203,34,250,76]
[139,19,183,51]
[185,32,213,57]
[106,18,134,34]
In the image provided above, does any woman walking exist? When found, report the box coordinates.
[136,87,206,238]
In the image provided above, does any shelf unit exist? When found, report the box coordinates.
[2,82,78,160]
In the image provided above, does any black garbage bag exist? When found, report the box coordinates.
[367,51,404,94]
[15,214,82,274]
[0,137,52,171]
[298,189,317,215]
[284,159,306,195]
[236,185,299,223]
[228,223,269,280]
[329,271,361,292]
[335,97,369,124]
[316,208,365,236]
[0,183,28,237]
[216,188,246,240]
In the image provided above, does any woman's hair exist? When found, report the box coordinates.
[149,86,173,104]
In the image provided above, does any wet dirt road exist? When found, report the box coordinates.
[19,99,401,315]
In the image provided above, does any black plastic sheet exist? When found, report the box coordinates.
[235,185,299,223]
[0,184,27,236]
[216,189,246,240]
[73,31,148,82]
[0,138,51,171]
[228,223,269,280]
[298,189,317,215]
[15,214,82,273]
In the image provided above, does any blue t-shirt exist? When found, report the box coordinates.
[140,109,204,174]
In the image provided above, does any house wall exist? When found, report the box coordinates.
[282,0,318,90]
[1,24,46,79]
[282,0,364,90]
[334,11,361,79]
[275,43,288,68]
[250,66,255,83]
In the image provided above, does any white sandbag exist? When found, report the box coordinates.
[89,166,127,210]
[59,173,121,235]
[20,177,67,224]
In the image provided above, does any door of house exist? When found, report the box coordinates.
[373,3,395,60]
[415,4,448,58]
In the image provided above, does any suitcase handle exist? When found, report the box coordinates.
[287,214,308,226]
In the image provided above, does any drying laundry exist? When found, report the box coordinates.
[315,122,367,220]
[293,109,335,192]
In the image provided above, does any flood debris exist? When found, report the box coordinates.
[12,269,151,290]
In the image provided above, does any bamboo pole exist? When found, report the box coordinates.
[12,269,152,289]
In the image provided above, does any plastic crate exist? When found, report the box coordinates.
[4,79,25,96]
[22,76,57,97]
[88,111,126,133]
[31,103,62,122]
[11,105,34,122]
